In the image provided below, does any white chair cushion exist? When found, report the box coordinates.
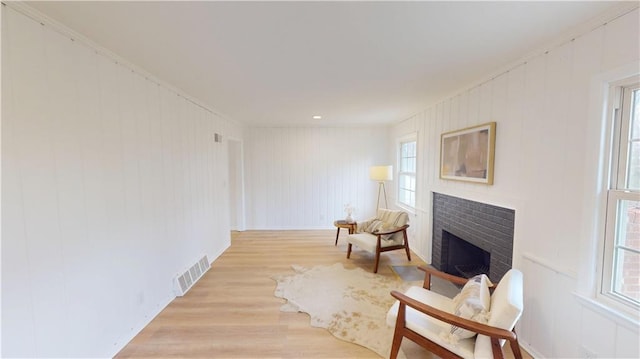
[346,232,403,253]
[364,219,384,233]
[347,233,378,252]
[474,269,524,358]
[387,286,476,359]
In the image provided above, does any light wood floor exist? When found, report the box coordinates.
[115,230,531,358]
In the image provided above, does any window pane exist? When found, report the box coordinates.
[408,142,416,156]
[611,197,640,305]
[408,157,415,173]
[399,174,407,189]
[628,141,640,190]
[398,172,415,207]
[403,175,411,189]
[399,189,415,207]
[399,189,407,204]
[631,89,640,140]
[613,249,640,304]
[628,89,640,190]
[401,143,409,157]
[400,141,417,173]
[399,139,417,208]
[399,188,414,206]
[616,199,640,251]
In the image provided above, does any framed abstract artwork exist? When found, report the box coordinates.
[440,122,496,185]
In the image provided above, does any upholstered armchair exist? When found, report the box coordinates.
[345,208,411,273]
[386,266,524,359]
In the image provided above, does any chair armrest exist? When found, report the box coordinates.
[374,224,409,235]
[417,265,496,291]
[390,290,516,341]
[417,265,468,289]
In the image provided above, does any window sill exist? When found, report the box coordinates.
[573,292,640,330]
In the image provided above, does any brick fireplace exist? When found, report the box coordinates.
[432,192,515,282]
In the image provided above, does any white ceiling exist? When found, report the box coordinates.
[28,1,624,127]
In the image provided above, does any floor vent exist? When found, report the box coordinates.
[174,255,210,296]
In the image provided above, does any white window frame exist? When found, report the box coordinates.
[598,76,640,315]
[397,134,417,211]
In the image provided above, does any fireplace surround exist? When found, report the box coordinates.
[432,192,515,282]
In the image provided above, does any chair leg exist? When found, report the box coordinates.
[490,337,505,359]
[347,243,352,258]
[403,231,412,261]
[389,303,406,359]
[335,228,340,246]
[510,339,523,359]
[374,248,381,273]
[510,330,523,359]
[423,272,432,290]
[389,338,402,359]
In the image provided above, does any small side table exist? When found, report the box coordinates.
[334,220,357,246]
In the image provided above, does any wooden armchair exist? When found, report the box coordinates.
[386,266,524,359]
[346,209,411,273]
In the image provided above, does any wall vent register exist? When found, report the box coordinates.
[174,255,210,296]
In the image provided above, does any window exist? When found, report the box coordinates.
[398,136,417,209]
[601,77,640,312]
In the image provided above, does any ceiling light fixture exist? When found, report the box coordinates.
[312,115,322,120]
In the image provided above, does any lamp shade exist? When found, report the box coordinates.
[369,165,393,181]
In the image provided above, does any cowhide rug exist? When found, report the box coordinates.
[272,263,414,358]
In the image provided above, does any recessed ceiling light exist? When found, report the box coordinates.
[312,115,322,120]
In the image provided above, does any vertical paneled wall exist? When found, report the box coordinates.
[390,7,639,358]
[245,126,389,229]
[2,7,241,357]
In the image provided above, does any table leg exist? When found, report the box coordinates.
[335,227,340,246]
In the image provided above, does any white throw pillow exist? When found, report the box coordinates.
[365,219,384,233]
[440,274,493,344]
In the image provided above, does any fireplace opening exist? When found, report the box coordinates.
[443,230,491,279]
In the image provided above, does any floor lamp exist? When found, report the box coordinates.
[370,165,393,210]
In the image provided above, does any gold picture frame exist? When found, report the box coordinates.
[440,122,496,185]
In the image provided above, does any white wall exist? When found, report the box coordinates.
[390,7,639,358]
[228,138,245,231]
[2,6,242,357]
[4,2,639,358]
[244,126,389,229]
